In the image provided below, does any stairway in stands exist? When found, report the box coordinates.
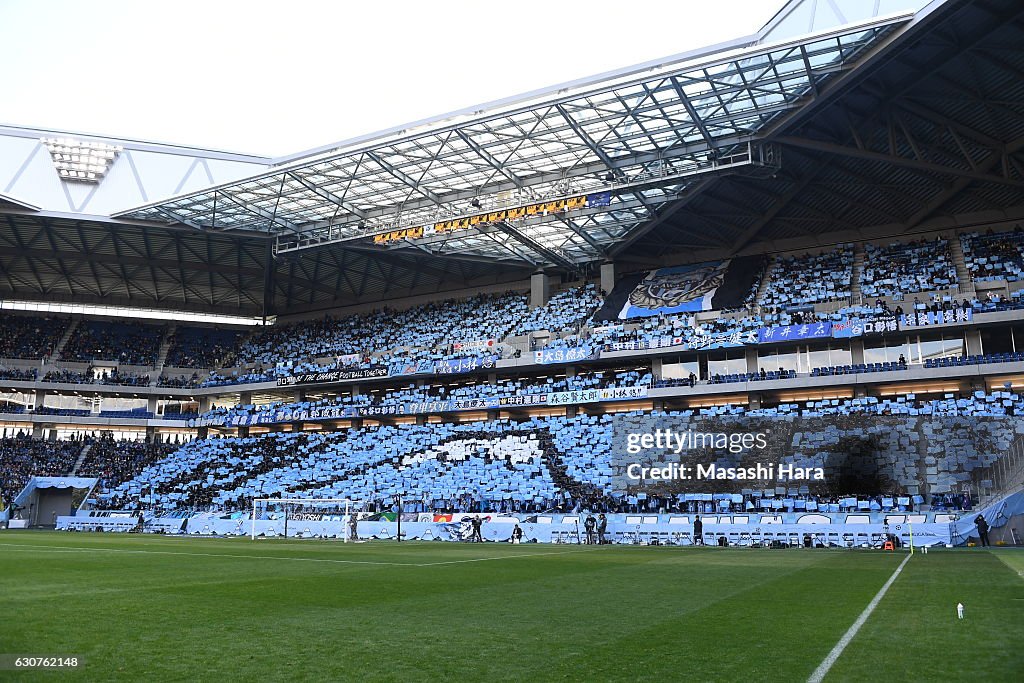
[70,442,93,476]
[753,257,777,308]
[850,243,865,304]
[947,233,972,291]
[151,324,177,384]
[49,318,79,362]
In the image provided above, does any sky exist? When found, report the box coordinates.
[0,0,783,158]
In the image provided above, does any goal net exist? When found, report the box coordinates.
[251,497,365,541]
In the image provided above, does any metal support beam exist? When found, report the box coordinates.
[778,136,1024,189]
[287,172,366,220]
[216,192,301,233]
[366,151,442,205]
[493,221,576,269]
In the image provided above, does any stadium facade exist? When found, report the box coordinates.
[2,0,1024,547]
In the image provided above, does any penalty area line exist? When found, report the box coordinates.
[807,553,911,683]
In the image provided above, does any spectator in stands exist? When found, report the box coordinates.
[693,515,703,545]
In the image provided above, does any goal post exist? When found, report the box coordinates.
[250,497,363,541]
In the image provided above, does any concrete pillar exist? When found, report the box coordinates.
[33,390,46,412]
[745,347,759,375]
[850,339,865,365]
[565,406,577,418]
[487,410,499,421]
[966,329,983,356]
[239,391,253,406]
[748,394,761,410]
[488,373,497,386]
[32,423,45,438]
[147,397,159,416]
[293,390,306,403]
[651,357,663,380]
[199,396,211,413]
[416,415,428,426]
[600,262,616,296]
[238,426,250,438]
[530,271,550,308]
[351,384,361,397]
[855,386,868,399]
[146,426,156,443]
[566,365,576,378]
[198,427,209,439]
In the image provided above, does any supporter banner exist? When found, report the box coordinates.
[548,388,603,406]
[605,330,754,353]
[534,346,597,365]
[900,309,972,328]
[619,262,727,318]
[433,356,498,375]
[190,385,650,427]
[388,359,436,376]
[862,314,899,335]
[498,394,547,407]
[600,386,648,401]
[605,337,685,352]
[404,398,500,413]
[758,322,832,344]
[452,339,497,352]
[687,330,756,351]
[277,367,388,386]
[832,315,900,338]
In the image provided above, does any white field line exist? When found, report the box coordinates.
[0,541,602,568]
[0,543,414,566]
[807,553,912,683]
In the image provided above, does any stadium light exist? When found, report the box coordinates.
[41,136,123,183]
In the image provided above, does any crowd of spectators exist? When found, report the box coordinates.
[0,366,37,381]
[0,436,82,507]
[0,316,67,360]
[961,227,1024,282]
[165,327,243,368]
[861,238,957,298]
[76,435,176,492]
[157,373,205,389]
[760,246,854,308]
[103,388,1020,515]
[40,368,151,386]
[61,321,164,366]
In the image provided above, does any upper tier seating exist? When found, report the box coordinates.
[0,316,68,359]
[61,321,164,366]
[760,246,853,308]
[861,238,957,298]
[961,228,1024,282]
[166,327,244,368]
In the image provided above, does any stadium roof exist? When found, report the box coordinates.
[114,5,912,267]
[4,0,1024,316]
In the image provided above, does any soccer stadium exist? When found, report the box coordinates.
[1,0,1023,680]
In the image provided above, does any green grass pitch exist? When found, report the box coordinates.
[0,532,1021,682]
